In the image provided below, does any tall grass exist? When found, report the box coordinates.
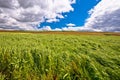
[0,33,120,80]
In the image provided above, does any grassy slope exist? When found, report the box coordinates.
[0,32,120,80]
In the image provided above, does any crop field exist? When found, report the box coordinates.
[0,32,120,80]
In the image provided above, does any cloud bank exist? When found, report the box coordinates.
[0,0,75,30]
[84,0,120,32]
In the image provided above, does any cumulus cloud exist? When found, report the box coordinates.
[66,23,76,27]
[39,26,51,31]
[60,26,95,31]
[0,0,75,30]
[46,18,59,23]
[53,28,62,31]
[84,0,120,32]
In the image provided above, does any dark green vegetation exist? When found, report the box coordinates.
[0,32,120,80]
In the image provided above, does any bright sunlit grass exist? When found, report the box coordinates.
[0,32,120,80]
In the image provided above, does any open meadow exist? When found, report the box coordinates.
[0,31,120,80]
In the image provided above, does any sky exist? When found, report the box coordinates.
[40,0,101,29]
[0,0,120,32]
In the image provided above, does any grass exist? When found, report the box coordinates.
[0,32,120,80]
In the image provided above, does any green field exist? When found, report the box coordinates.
[0,32,120,80]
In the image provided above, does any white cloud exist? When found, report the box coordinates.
[0,0,75,30]
[40,26,101,32]
[39,26,51,31]
[46,18,59,23]
[66,23,76,27]
[84,0,120,32]
[61,26,96,32]
[53,28,62,31]
[62,27,77,31]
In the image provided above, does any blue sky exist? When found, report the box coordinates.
[40,0,101,29]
